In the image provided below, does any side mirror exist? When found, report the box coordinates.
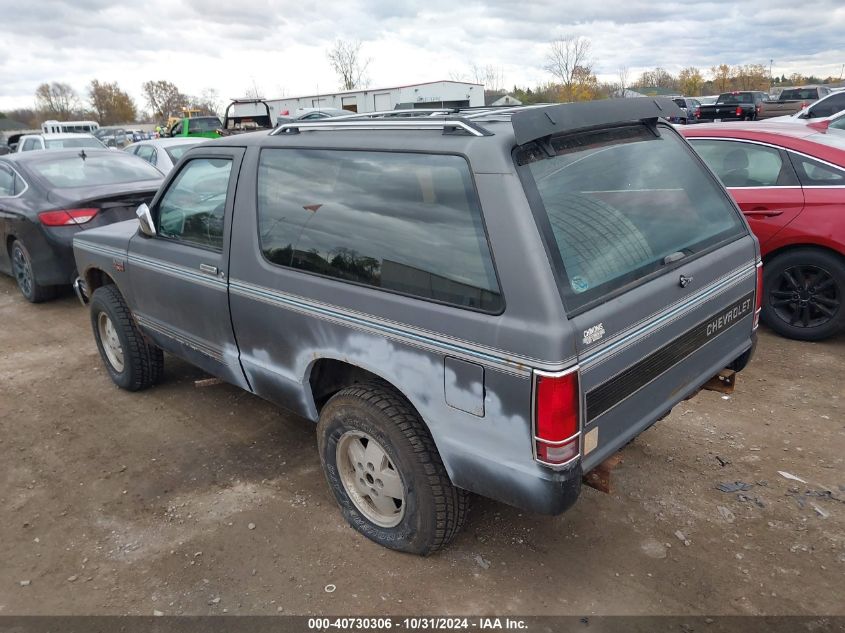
[136,203,156,237]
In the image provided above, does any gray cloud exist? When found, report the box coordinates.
[1,0,843,111]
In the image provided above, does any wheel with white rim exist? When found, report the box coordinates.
[317,382,469,555]
[89,284,164,391]
[10,239,56,303]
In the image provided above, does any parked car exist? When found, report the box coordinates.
[167,116,222,139]
[93,127,133,148]
[697,91,768,122]
[15,133,108,152]
[125,137,207,174]
[275,107,352,125]
[670,97,701,124]
[0,149,163,302]
[682,122,845,340]
[758,86,833,120]
[73,100,760,554]
[770,90,845,124]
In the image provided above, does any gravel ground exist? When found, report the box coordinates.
[0,275,843,616]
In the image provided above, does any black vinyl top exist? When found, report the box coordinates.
[510,98,684,146]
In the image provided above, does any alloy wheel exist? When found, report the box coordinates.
[769,264,841,329]
[336,430,405,528]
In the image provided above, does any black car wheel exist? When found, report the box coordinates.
[10,240,55,303]
[761,249,845,341]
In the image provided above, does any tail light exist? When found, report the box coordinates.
[754,261,763,329]
[38,208,99,226]
[756,104,762,113]
[533,369,580,466]
[695,106,701,118]
[736,106,743,117]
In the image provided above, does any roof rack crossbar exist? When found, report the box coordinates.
[270,116,492,137]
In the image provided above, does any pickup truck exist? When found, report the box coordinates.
[696,92,768,122]
[757,86,832,120]
[72,99,760,555]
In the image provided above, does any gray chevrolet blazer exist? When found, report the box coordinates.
[73,100,761,555]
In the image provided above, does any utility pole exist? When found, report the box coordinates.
[769,59,774,89]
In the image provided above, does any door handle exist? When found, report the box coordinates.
[199,263,218,275]
[743,207,783,217]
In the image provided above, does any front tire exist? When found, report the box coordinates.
[90,285,164,390]
[761,249,845,341]
[11,239,56,303]
[317,383,469,555]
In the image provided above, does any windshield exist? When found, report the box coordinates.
[780,89,819,100]
[718,93,753,104]
[45,138,105,150]
[29,152,163,188]
[518,124,746,311]
[188,117,221,132]
[164,143,200,162]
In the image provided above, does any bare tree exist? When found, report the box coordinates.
[327,39,371,91]
[142,80,189,121]
[544,36,593,102]
[616,66,630,97]
[88,80,137,124]
[35,82,81,119]
[243,79,264,100]
[470,64,505,93]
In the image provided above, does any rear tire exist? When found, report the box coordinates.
[761,249,845,341]
[10,239,56,303]
[90,285,164,390]
[317,383,469,555]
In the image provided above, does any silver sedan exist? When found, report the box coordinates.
[124,137,208,175]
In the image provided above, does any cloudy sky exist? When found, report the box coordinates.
[1,0,844,113]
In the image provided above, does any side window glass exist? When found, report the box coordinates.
[157,158,232,250]
[0,164,15,195]
[690,140,789,187]
[172,121,183,135]
[22,139,38,151]
[256,149,502,312]
[137,145,156,166]
[790,154,845,186]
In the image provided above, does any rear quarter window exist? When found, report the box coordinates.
[517,124,747,312]
[256,149,503,312]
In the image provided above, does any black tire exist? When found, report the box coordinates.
[89,284,164,390]
[761,248,845,341]
[10,239,56,303]
[317,383,469,555]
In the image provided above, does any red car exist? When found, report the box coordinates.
[681,122,845,340]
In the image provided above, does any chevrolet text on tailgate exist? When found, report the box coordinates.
[72,100,761,555]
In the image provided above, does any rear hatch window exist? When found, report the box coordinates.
[517,124,746,312]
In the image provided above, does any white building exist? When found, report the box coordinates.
[233,80,485,119]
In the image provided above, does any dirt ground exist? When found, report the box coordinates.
[0,274,843,617]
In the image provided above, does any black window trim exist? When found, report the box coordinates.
[687,137,801,188]
[514,121,750,318]
[253,146,507,316]
[151,152,240,254]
